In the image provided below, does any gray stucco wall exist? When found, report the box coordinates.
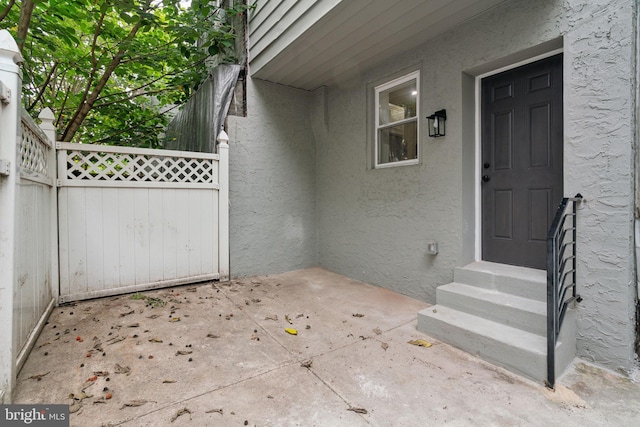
[226,78,317,277]
[229,0,637,374]
[313,0,638,374]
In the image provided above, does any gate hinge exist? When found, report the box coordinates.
[0,81,10,104]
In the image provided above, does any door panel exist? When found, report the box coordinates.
[482,54,563,269]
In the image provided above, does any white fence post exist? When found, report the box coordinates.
[39,107,59,301]
[217,130,230,281]
[0,29,24,404]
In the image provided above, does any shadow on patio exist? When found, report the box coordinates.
[14,268,640,426]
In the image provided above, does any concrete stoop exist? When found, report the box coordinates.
[417,261,577,383]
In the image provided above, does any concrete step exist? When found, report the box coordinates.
[453,261,546,302]
[417,305,574,382]
[437,282,547,335]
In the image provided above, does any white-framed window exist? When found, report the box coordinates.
[374,70,420,168]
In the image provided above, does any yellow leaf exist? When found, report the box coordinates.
[408,339,432,348]
[285,328,298,335]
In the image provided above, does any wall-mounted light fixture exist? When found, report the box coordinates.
[427,109,447,137]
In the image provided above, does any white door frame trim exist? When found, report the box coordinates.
[473,48,564,262]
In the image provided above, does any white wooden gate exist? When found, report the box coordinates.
[56,139,229,302]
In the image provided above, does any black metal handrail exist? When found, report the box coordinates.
[546,193,583,389]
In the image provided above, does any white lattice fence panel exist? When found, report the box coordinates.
[56,140,229,302]
[57,142,219,189]
[20,115,51,180]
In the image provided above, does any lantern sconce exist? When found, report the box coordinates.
[427,109,447,137]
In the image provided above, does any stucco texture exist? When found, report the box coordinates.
[232,0,637,374]
[227,79,317,277]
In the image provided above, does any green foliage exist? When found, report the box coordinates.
[0,0,252,147]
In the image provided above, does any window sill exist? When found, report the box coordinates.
[374,159,419,169]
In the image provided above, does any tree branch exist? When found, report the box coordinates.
[0,0,16,23]
[77,8,107,112]
[62,2,150,142]
[56,85,72,128]
[94,87,170,109]
[27,62,59,112]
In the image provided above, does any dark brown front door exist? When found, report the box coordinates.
[481,54,563,270]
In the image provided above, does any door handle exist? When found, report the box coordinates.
[482,175,490,182]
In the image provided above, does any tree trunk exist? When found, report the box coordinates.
[16,0,35,51]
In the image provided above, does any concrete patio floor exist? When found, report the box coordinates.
[13,268,640,426]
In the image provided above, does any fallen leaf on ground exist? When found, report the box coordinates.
[169,317,181,322]
[69,403,82,414]
[93,371,109,377]
[120,400,149,409]
[120,310,135,317]
[127,323,140,328]
[264,315,278,321]
[250,334,259,341]
[285,328,298,335]
[105,393,112,400]
[373,327,382,335]
[187,288,197,292]
[206,333,220,338]
[69,391,93,401]
[149,338,163,343]
[352,313,364,318]
[171,408,191,422]
[347,407,368,414]
[175,350,192,356]
[93,397,106,404]
[408,339,432,348]
[301,359,312,368]
[28,372,50,381]
[145,296,167,307]
[162,379,177,383]
[106,336,125,345]
[381,342,389,351]
[285,315,293,324]
[114,364,131,375]
[206,408,223,414]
